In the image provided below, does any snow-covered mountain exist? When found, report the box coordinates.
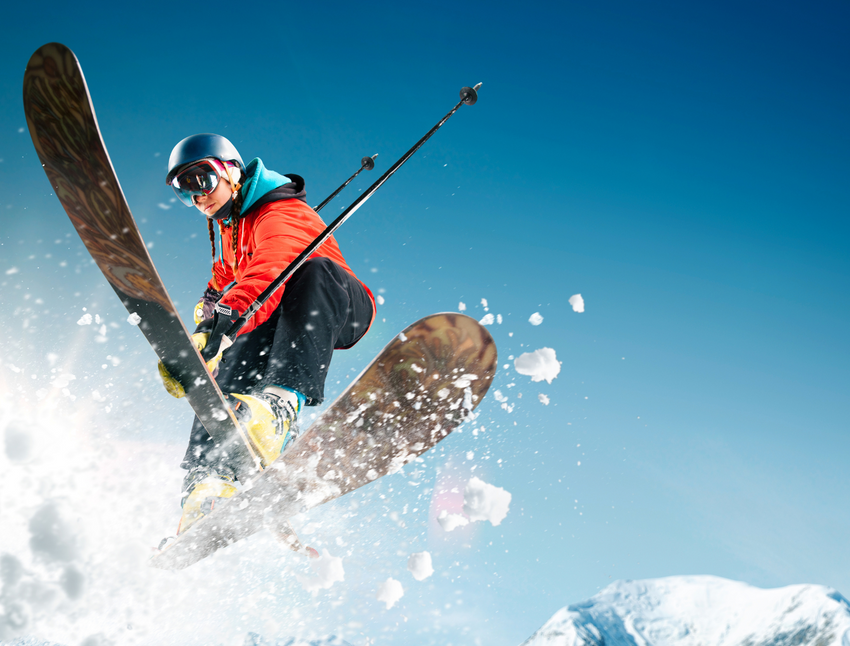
[522,575,850,646]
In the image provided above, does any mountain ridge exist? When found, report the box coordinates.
[522,575,850,646]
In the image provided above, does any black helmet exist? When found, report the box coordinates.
[165,133,245,184]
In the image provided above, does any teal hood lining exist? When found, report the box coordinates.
[240,158,291,213]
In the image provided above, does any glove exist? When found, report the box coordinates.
[199,303,241,364]
[157,330,231,399]
[194,286,223,325]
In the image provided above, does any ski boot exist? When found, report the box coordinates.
[226,386,302,467]
[177,464,238,535]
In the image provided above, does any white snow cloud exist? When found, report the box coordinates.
[127,313,141,326]
[463,477,512,527]
[538,394,550,406]
[479,313,495,326]
[515,348,561,384]
[296,549,344,593]
[529,312,543,326]
[407,551,434,581]
[376,578,404,609]
[76,313,92,326]
[5,266,19,275]
[569,293,585,313]
[437,509,469,532]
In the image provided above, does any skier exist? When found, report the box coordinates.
[157,134,375,533]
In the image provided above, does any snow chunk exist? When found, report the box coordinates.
[407,551,434,581]
[515,348,561,384]
[77,313,92,326]
[51,374,76,389]
[5,267,19,275]
[569,293,585,313]
[376,294,385,305]
[463,477,511,526]
[127,312,141,326]
[529,312,543,326]
[539,394,550,405]
[479,313,494,326]
[481,298,488,309]
[437,509,469,532]
[458,301,466,312]
[376,578,404,609]
[296,549,344,593]
[452,373,478,388]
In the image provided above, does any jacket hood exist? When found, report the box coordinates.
[240,158,305,214]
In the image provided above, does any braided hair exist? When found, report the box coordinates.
[228,187,245,271]
[205,163,244,285]
[207,218,218,286]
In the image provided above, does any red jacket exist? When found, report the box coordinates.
[209,198,375,336]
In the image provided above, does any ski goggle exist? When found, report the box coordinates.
[170,159,239,207]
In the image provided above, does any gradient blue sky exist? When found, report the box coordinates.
[1,1,848,644]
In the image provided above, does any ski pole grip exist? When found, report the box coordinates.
[224,303,259,340]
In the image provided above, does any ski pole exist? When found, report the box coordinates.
[224,83,482,341]
[314,154,378,213]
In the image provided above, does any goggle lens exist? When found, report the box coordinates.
[171,160,223,206]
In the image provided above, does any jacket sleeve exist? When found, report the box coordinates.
[209,257,234,292]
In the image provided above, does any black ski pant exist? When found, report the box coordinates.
[181,257,373,470]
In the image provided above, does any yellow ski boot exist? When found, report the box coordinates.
[226,386,302,467]
[177,465,238,535]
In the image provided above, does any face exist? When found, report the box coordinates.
[193,174,234,216]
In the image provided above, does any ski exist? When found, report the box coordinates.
[23,42,262,480]
[150,313,497,570]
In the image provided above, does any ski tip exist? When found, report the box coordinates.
[306,546,320,559]
[460,85,480,106]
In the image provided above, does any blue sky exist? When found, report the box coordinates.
[1,1,849,644]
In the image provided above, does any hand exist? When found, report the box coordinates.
[157,332,228,399]
[194,286,223,325]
